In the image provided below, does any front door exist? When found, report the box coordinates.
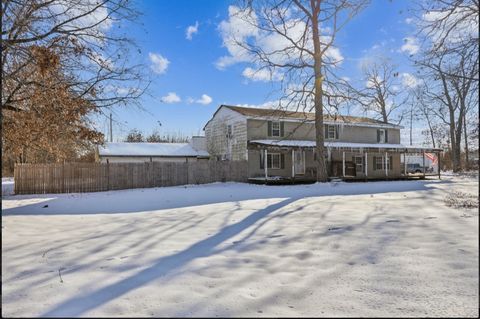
[354,156,363,175]
[294,150,305,175]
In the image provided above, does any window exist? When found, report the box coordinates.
[260,152,284,169]
[377,129,388,143]
[375,156,383,170]
[374,156,393,170]
[226,124,233,138]
[271,121,280,137]
[268,121,283,137]
[324,124,338,139]
[269,153,281,169]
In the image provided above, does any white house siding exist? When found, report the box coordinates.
[204,107,247,161]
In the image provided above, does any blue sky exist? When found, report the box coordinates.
[100,0,422,143]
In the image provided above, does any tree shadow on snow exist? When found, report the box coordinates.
[2,179,449,216]
[41,196,299,317]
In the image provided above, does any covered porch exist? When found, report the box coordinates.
[247,140,443,184]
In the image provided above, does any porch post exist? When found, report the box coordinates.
[385,152,388,177]
[438,151,441,179]
[404,152,407,176]
[422,150,426,178]
[327,148,331,176]
[365,152,368,177]
[291,149,295,178]
[342,151,345,177]
[264,149,268,180]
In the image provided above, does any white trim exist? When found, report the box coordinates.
[264,149,268,179]
[291,149,295,177]
[385,152,388,177]
[249,140,442,151]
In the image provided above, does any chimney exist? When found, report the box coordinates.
[190,136,206,151]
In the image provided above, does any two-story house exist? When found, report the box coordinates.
[204,105,442,181]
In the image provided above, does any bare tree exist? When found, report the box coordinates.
[124,129,145,143]
[413,0,479,81]
[413,85,438,148]
[411,0,479,172]
[231,0,369,182]
[349,58,406,123]
[1,0,149,113]
[415,52,478,171]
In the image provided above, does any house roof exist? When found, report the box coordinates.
[249,139,443,152]
[98,142,209,157]
[204,105,402,129]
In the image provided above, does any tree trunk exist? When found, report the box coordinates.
[426,117,436,149]
[463,111,469,170]
[311,0,328,182]
[381,103,388,123]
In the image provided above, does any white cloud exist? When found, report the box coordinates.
[149,53,170,74]
[405,17,413,24]
[186,21,199,40]
[216,6,259,69]
[422,6,478,48]
[366,75,382,89]
[242,67,282,82]
[216,6,343,70]
[400,37,419,55]
[161,92,181,103]
[401,73,421,89]
[50,0,113,40]
[237,100,280,109]
[196,94,212,105]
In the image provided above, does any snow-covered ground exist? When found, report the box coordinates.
[2,174,478,317]
[2,177,14,197]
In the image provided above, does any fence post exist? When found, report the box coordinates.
[62,163,65,193]
[107,161,110,190]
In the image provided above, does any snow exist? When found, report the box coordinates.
[2,177,14,197]
[99,142,209,157]
[2,175,478,317]
[250,139,442,151]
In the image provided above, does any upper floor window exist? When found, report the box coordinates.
[324,124,338,139]
[226,124,233,138]
[377,129,388,143]
[268,121,284,137]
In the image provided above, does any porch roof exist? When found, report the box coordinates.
[249,139,443,153]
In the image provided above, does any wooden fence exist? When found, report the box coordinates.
[13,161,248,195]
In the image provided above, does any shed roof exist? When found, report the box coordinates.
[98,142,209,157]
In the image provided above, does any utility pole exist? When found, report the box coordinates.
[409,105,413,146]
[109,113,113,142]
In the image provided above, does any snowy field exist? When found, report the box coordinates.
[2,174,478,317]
